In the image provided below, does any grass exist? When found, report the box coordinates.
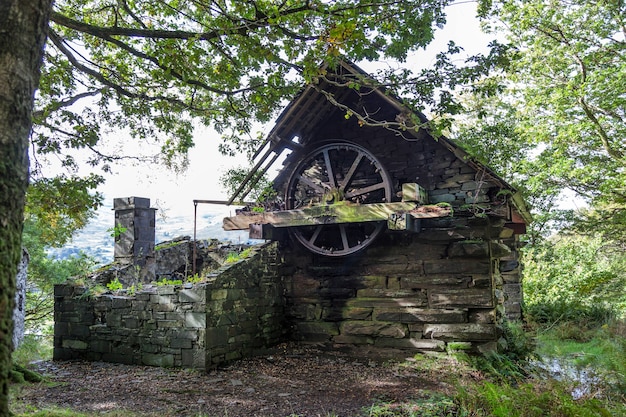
[534,320,626,402]
[455,379,615,417]
[224,248,254,264]
[453,318,626,417]
[365,392,457,417]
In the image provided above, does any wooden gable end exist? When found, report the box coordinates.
[267,62,529,223]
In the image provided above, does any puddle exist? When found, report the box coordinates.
[532,357,602,399]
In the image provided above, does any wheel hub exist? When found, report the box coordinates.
[285,142,392,256]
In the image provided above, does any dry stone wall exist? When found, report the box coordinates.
[55,232,521,369]
[53,283,207,367]
[272,106,524,348]
[499,237,523,321]
[281,217,515,354]
[54,243,287,369]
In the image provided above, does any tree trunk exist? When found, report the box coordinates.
[0,0,51,413]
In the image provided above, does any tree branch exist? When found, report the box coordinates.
[579,95,626,163]
[51,10,232,40]
[50,1,317,41]
[536,22,625,164]
[39,120,150,163]
[87,29,266,96]
[48,30,216,110]
[33,89,104,120]
[310,83,430,140]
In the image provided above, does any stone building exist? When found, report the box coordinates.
[54,61,529,369]
[223,60,530,350]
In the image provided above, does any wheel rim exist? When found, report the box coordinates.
[285,142,392,256]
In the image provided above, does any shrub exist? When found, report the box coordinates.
[522,235,625,326]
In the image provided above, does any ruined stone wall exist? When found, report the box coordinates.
[204,242,287,366]
[53,283,207,367]
[281,217,513,354]
[54,243,286,369]
[55,234,518,369]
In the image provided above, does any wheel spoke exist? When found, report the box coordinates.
[297,174,327,194]
[308,225,323,245]
[339,152,364,191]
[339,224,349,251]
[322,149,337,188]
[345,181,386,199]
[286,142,392,256]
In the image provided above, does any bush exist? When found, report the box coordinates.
[12,334,52,365]
[22,219,97,334]
[522,235,626,326]
[501,320,536,361]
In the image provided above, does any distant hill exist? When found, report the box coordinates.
[55,201,251,265]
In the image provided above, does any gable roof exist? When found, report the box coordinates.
[228,60,531,225]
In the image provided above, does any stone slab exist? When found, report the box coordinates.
[423,323,496,341]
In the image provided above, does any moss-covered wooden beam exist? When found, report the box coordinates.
[223,202,452,231]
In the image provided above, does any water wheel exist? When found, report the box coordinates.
[285,142,393,256]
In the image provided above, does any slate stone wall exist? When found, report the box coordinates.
[54,243,286,369]
[55,193,523,369]
[53,283,208,367]
[281,216,514,354]
[113,197,157,272]
[54,233,520,368]
[204,242,287,366]
[272,109,525,346]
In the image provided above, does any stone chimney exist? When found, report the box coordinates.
[113,197,156,282]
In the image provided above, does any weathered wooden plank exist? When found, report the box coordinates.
[223,202,453,230]
[409,205,452,218]
[401,183,429,203]
[224,202,410,230]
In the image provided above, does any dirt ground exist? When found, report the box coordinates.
[11,343,480,417]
